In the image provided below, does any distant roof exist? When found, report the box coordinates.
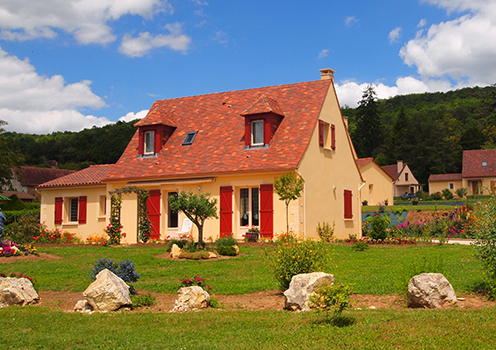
[16,166,75,187]
[428,173,463,182]
[38,165,114,188]
[105,79,333,182]
[462,149,496,178]
[381,164,401,181]
[0,190,36,201]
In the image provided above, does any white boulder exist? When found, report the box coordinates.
[0,277,39,307]
[283,272,335,311]
[408,273,457,308]
[171,286,210,312]
[83,269,132,312]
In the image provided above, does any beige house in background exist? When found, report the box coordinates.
[356,158,394,205]
[428,149,496,196]
[381,160,421,197]
[38,69,364,243]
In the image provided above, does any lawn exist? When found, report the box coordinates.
[1,243,495,349]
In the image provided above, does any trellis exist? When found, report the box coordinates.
[107,186,152,244]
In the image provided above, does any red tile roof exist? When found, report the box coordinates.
[428,173,463,182]
[0,190,36,201]
[105,79,332,181]
[462,149,496,178]
[38,164,114,188]
[381,164,401,181]
[15,166,75,186]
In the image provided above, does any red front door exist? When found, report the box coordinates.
[220,186,233,236]
[147,190,161,239]
[260,184,274,238]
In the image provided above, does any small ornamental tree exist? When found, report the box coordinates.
[274,172,304,233]
[168,191,218,248]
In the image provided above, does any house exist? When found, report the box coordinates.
[428,149,496,196]
[38,69,364,242]
[381,160,421,197]
[356,158,394,206]
[8,166,75,200]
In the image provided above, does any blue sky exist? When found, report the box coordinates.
[0,0,492,134]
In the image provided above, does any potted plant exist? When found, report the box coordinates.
[245,226,260,242]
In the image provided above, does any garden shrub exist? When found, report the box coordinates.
[317,222,335,243]
[351,241,369,251]
[309,281,353,322]
[165,239,188,252]
[217,245,237,256]
[431,192,442,200]
[6,213,46,244]
[472,195,496,298]
[215,235,238,249]
[272,239,329,290]
[276,232,298,244]
[366,214,391,240]
[89,258,141,294]
[442,188,454,200]
[456,187,468,199]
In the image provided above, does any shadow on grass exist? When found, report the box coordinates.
[314,315,356,328]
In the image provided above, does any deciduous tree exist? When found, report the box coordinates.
[274,172,304,233]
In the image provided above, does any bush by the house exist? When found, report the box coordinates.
[317,222,335,243]
[217,245,237,256]
[6,213,46,244]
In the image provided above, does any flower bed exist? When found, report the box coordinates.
[347,237,417,245]
[0,241,38,257]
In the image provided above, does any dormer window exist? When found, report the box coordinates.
[144,131,155,155]
[251,120,264,146]
[182,131,197,146]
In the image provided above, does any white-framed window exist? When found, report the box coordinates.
[240,187,260,227]
[68,197,79,222]
[449,183,454,190]
[99,195,106,217]
[144,130,155,155]
[251,120,264,146]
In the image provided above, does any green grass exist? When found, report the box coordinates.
[1,243,494,348]
[2,306,496,349]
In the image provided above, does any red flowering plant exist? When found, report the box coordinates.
[0,271,36,286]
[106,219,124,245]
[180,274,212,291]
[32,229,79,244]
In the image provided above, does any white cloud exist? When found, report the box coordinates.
[0,47,112,134]
[400,0,496,85]
[119,23,191,57]
[119,110,149,123]
[389,27,402,44]
[318,49,329,59]
[418,19,427,28]
[213,30,228,44]
[0,0,169,45]
[345,16,359,27]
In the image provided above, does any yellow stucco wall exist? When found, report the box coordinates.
[359,163,393,206]
[429,180,463,195]
[297,84,363,240]
[40,185,108,242]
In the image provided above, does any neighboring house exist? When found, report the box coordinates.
[381,160,421,197]
[38,69,364,243]
[428,149,496,196]
[0,190,36,203]
[427,173,463,195]
[356,158,394,206]
[9,166,75,200]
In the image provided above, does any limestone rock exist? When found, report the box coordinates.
[234,245,240,255]
[83,269,132,312]
[171,286,210,312]
[283,272,335,311]
[408,273,457,308]
[74,299,93,313]
[0,277,39,307]
[171,244,182,258]
[207,251,218,259]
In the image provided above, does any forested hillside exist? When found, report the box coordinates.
[343,84,496,189]
[3,119,139,170]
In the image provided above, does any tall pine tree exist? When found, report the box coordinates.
[354,84,382,158]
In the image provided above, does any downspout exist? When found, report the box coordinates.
[358,182,366,239]
[295,168,306,239]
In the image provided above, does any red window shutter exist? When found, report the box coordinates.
[318,120,324,147]
[260,184,274,238]
[263,118,271,145]
[344,190,353,219]
[154,128,161,154]
[55,197,63,224]
[244,119,251,147]
[220,186,233,236]
[138,129,144,154]
[331,124,336,150]
[78,196,87,224]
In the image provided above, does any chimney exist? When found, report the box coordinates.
[320,68,335,82]
[397,160,403,174]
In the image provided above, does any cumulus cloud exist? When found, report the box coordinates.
[389,27,402,44]
[0,0,169,45]
[318,49,329,59]
[400,0,496,85]
[119,110,149,123]
[0,47,113,134]
[119,23,191,57]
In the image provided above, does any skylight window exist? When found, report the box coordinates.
[482,161,488,167]
[182,131,198,146]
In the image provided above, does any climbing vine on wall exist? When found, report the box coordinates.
[108,187,151,244]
